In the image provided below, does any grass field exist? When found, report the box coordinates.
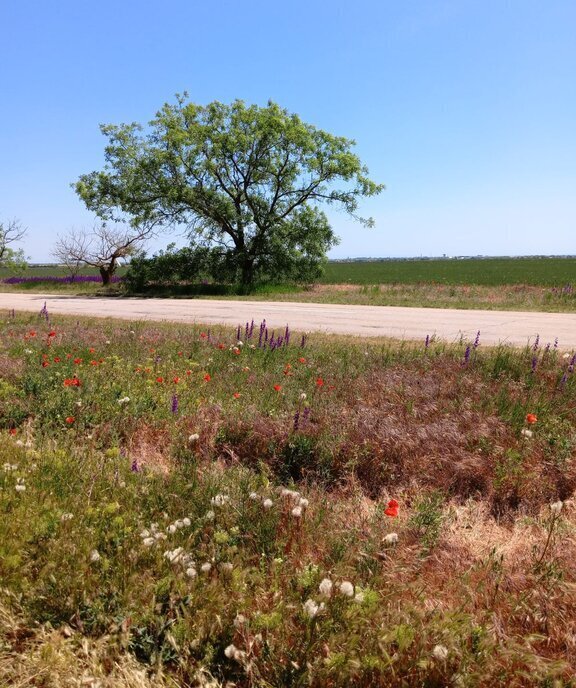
[1,312,576,686]
[320,257,576,286]
[1,259,576,312]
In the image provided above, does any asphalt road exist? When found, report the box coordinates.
[1,293,575,349]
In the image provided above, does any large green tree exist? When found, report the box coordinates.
[75,96,384,289]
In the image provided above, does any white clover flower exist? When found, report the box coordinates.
[224,644,237,659]
[383,532,399,545]
[142,537,155,547]
[140,529,150,538]
[521,428,533,439]
[354,591,365,603]
[24,348,33,354]
[205,510,215,521]
[174,519,185,529]
[550,500,563,515]
[182,517,191,527]
[200,562,212,573]
[15,478,26,492]
[211,494,230,507]
[233,649,246,662]
[167,524,177,534]
[61,512,74,521]
[186,566,197,578]
[339,581,354,597]
[263,498,273,509]
[432,644,449,661]
[105,340,111,345]
[249,492,260,501]
[188,433,200,443]
[90,550,101,563]
[236,340,244,347]
[164,547,184,563]
[154,532,167,541]
[281,488,300,499]
[291,505,303,518]
[318,578,333,596]
[117,396,130,405]
[300,392,307,400]
[298,497,309,508]
[303,598,324,619]
[234,614,246,628]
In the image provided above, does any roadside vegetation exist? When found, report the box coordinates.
[1,258,575,312]
[1,310,575,686]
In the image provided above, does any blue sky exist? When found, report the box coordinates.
[1,0,574,261]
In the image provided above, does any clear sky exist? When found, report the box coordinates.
[1,0,575,261]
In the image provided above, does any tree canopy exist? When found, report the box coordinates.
[75,97,384,289]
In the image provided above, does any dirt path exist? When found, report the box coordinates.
[1,293,575,348]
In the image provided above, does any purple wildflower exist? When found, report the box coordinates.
[302,407,310,426]
[559,370,568,388]
[171,394,179,414]
[300,334,307,348]
[131,458,140,472]
[39,301,49,321]
[463,344,471,366]
[293,409,300,432]
[425,334,430,349]
[473,330,480,349]
[554,337,559,349]
[533,334,540,352]
[531,356,538,373]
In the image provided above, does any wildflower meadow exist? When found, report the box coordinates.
[0,309,575,687]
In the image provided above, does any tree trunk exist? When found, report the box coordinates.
[239,257,255,293]
[99,266,112,286]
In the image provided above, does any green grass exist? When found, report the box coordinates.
[321,257,576,286]
[1,313,576,686]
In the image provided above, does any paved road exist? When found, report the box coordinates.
[1,293,575,348]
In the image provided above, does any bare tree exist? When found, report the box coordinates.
[0,218,27,268]
[53,223,155,286]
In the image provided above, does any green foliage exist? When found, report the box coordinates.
[76,96,383,289]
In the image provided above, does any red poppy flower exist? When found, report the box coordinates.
[233,392,241,399]
[384,499,399,517]
[89,348,95,353]
[200,332,207,338]
[218,343,225,350]
[156,376,164,383]
[42,361,50,368]
[273,384,282,392]
[63,378,81,387]
[186,370,192,376]
[177,351,183,356]
[203,373,211,382]
[29,331,37,337]
[173,376,180,384]
[9,428,17,436]
[73,358,82,364]
[48,331,56,338]
[316,378,324,387]
[90,360,99,366]
[65,416,75,424]
[53,357,61,363]
[298,357,306,364]
[526,413,538,424]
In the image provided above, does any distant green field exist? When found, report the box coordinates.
[321,258,576,286]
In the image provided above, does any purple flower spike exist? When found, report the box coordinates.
[293,410,300,432]
[131,458,140,472]
[473,331,480,349]
[463,344,471,366]
[300,334,307,348]
[425,334,430,349]
[554,337,559,349]
[533,334,540,352]
[531,356,538,373]
[171,394,179,414]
